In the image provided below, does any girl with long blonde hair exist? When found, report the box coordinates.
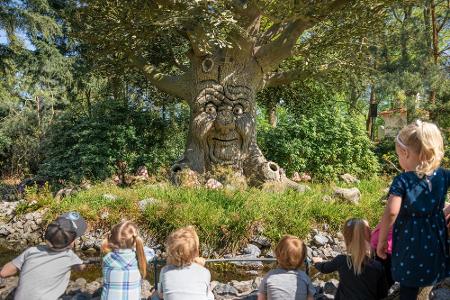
[314,218,388,300]
[377,120,450,300]
[101,220,155,300]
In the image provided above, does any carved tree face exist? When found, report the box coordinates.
[192,81,255,169]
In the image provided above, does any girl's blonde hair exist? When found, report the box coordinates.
[396,120,444,176]
[343,218,371,275]
[102,220,147,278]
[275,235,306,270]
[166,226,200,267]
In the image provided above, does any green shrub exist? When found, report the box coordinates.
[258,108,379,181]
[38,99,188,182]
[374,137,400,175]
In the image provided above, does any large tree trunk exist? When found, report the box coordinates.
[170,48,301,188]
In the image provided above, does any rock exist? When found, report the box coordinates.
[322,195,333,202]
[231,279,254,294]
[55,188,77,200]
[85,281,101,294]
[265,249,275,258]
[340,173,359,184]
[230,254,263,268]
[313,234,329,246]
[439,277,450,289]
[135,166,149,179]
[102,194,117,201]
[292,172,312,182]
[251,235,271,248]
[245,270,259,276]
[323,279,339,295]
[242,244,261,257]
[75,278,87,290]
[205,178,223,189]
[430,288,450,300]
[0,226,9,236]
[291,172,302,182]
[138,198,157,211]
[213,282,240,296]
[175,169,201,188]
[333,187,361,204]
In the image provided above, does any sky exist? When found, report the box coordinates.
[0,28,36,50]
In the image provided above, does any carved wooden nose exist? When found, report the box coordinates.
[215,110,235,131]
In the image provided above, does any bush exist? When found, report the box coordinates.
[258,107,379,181]
[38,99,188,182]
[374,138,400,175]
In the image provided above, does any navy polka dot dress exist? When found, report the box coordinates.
[390,168,450,287]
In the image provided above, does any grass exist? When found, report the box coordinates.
[15,177,389,254]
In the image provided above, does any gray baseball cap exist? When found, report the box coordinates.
[45,212,87,249]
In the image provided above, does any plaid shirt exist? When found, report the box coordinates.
[101,247,155,300]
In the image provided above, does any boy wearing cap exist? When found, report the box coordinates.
[0,212,87,300]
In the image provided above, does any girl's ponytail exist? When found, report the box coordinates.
[343,218,371,275]
[105,221,148,278]
[135,235,147,279]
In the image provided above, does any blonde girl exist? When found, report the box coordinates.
[314,218,388,300]
[158,226,213,300]
[101,220,155,300]
[258,235,315,300]
[377,120,450,300]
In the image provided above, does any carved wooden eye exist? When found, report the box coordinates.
[233,104,243,115]
[205,103,216,114]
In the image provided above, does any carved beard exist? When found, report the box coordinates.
[192,82,254,169]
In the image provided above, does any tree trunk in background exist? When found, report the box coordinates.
[406,91,418,123]
[366,85,377,140]
[267,102,277,128]
[428,0,439,120]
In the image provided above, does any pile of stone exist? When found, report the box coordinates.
[308,229,345,261]
[0,205,44,248]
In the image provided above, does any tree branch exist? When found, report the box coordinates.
[264,69,312,88]
[131,55,192,101]
[254,0,351,73]
[254,18,312,73]
[437,8,449,32]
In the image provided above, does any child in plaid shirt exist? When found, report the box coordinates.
[101,220,155,300]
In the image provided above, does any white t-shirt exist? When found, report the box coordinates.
[12,245,83,300]
[259,268,316,300]
[158,263,213,300]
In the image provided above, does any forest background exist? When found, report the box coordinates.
[0,0,449,184]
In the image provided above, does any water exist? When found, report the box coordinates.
[0,247,336,284]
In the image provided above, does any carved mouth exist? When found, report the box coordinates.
[208,136,242,164]
[212,138,238,142]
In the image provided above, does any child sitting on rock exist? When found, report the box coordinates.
[313,218,388,300]
[101,220,155,300]
[0,211,87,300]
[258,235,315,300]
[157,226,213,300]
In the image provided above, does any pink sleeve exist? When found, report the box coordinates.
[370,225,380,250]
[370,225,393,254]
